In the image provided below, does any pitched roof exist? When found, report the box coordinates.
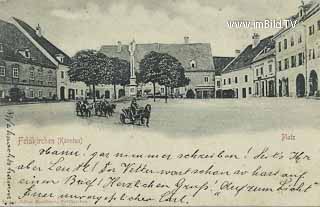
[212,56,234,75]
[222,35,274,73]
[100,42,215,72]
[12,17,71,66]
[0,43,30,63]
[252,47,275,63]
[0,19,56,68]
[274,1,317,38]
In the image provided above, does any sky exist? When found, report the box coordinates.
[0,0,312,57]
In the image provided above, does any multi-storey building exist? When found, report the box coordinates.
[100,37,216,99]
[252,46,276,97]
[0,18,57,100]
[304,3,320,96]
[221,34,274,98]
[273,2,318,97]
[11,17,87,101]
[212,56,235,98]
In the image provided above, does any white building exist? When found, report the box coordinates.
[221,34,274,98]
[273,1,319,97]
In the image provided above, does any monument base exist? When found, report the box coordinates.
[129,78,137,97]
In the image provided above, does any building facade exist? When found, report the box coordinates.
[212,56,234,98]
[0,18,57,100]
[273,2,320,97]
[10,17,87,101]
[304,3,320,97]
[221,34,274,98]
[252,48,276,97]
[100,37,216,99]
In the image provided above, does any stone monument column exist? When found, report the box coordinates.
[128,39,137,96]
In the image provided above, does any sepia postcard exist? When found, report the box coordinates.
[0,0,320,206]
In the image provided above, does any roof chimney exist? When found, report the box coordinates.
[184,36,189,44]
[252,33,260,48]
[117,41,122,52]
[235,49,241,56]
[36,24,42,37]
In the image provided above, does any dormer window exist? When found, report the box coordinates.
[25,49,31,58]
[0,43,3,52]
[190,60,196,68]
[56,54,64,63]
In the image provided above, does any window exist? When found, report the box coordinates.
[204,76,209,83]
[256,68,259,76]
[228,78,231,84]
[313,48,316,59]
[298,34,302,43]
[38,68,43,76]
[217,81,221,87]
[284,58,289,69]
[244,75,248,82]
[56,55,64,63]
[0,66,5,77]
[25,50,31,58]
[278,61,282,71]
[249,87,252,95]
[61,71,64,79]
[318,20,320,30]
[309,25,315,35]
[49,92,52,97]
[161,88,164,93]
[290,36,294,47]
[269,64,273,73]
[309,49,312,60]
[260,67,263,75]
[298,53,304,65]
[278,42,282,52]
[38,90,43,98]
[291,56,296,68]
[235,77,238,84]
[0,90,4,98]
[76,89,78,95]
[13,66,19,78]
[30,70,35,80]
[30,90,34,98]
[284,39,288,50]
[190,60,196,68]
[81,90,84,96]
[223,79,226,85]
[0,43,3,52]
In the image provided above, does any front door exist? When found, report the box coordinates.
[68,89,75,100]
[242,88,246,98]
[60,86,65,100]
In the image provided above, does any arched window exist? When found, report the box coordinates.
[190,60,196,68]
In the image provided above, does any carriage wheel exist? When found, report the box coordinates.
[120,114,126,124]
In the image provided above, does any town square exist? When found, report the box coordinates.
[1,0,320,134]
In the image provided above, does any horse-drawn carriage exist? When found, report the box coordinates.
[120,104,151,127]
[76,100,116,118]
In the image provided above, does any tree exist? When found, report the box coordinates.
[158,53,190,103]
[103,57,130,99]
[138,51,162,102]
[68,50,108,102]
[138,51,189,103]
